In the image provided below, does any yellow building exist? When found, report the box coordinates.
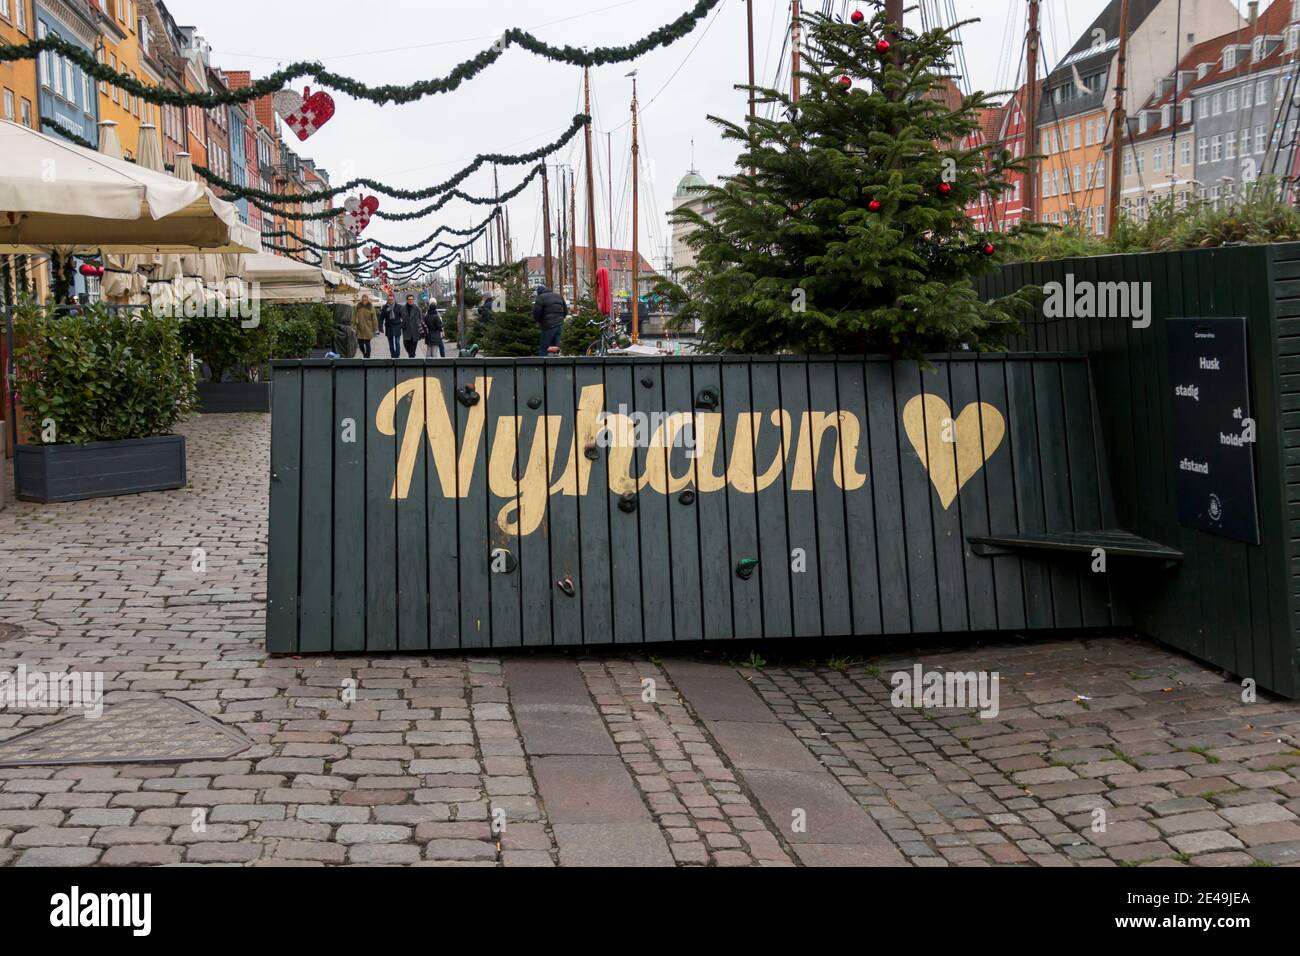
[90,0,157,158]
[1,0,39,129]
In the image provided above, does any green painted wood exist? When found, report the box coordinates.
[299,365,336,653]
[424,365,460,650]
[604,359,645,644]
[456,361,492,650]
[395,365,430,652]
[896,361,941,633]
[860,360,903,634]
[484,361,522,648]
[690,359,735,641]
[1004,359,1053,629]
[750,359,794,638]
[807,359,853,637]
[662,360,704,641]
[976,358,1027,630]
[780,358,827,638]
[365,363,399,652]
[722,358,763,639]
[632,359,674,645]
[515,361,554,648]
[1033,360,1083,628]
[1059,357,1114,627]
[332,362,368,652]
[543,362,583,646]
[575,361,614,646]
[948,359,997,631]
[266,365,303,653]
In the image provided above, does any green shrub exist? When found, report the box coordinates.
[266,304,319,360]
[14,301,196,445]
[180,308,274,383]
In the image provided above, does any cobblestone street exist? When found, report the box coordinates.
[1,415,1299,867]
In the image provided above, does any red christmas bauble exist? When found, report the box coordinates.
[876,39,892,54]
[851,10,865,24]
[938,182,953,196]
[838,75,853,89]
[868,199,883,211]
[981,243,996,257]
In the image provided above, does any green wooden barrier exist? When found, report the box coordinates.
[267,354,1121,654]
[979,243,1300,698]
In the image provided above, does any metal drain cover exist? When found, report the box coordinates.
[0,698,253,767]
[0,622,26,643]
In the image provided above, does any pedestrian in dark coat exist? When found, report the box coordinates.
[399,294,423,358]
[533,286,568,356]
[353,295,378,359]
[380,293,402,358]
[424,300,446,358]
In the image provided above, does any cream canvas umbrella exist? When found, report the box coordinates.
[128,123,176,306]
[95,120,148,304]
[243,252,328,302]
[169,153,221,311]
[0,120,259,254]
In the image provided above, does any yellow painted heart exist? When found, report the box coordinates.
[902,396,1007,510]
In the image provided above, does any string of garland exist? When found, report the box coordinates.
[262,206,498,253]
[193,116,586,205]
[40,119,96,151]
[253,163,544,222]
[0,1,720,108]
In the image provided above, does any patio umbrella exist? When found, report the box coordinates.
[130,123,180,309]
[169,153,219,310]
[242,253,327,302]
[0,120,258,254]
[96,120,147,304]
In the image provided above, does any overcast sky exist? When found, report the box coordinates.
[165,0,1259,283]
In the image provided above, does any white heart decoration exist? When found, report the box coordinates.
[272,89,304,121]
[344,196,361,215]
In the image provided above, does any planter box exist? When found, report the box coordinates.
[15,435,187,503]
[197,381,272,414]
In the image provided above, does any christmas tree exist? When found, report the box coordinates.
[560,292,607,355]
[673,8,1036,359]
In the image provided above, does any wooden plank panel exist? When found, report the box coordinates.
[365,362,399,652]
[1060,358,1113,627]
[266,365,303,653]
[722,358,764,639]
[1005,358,1053,629]
[860,360,900,634]
[632,359,674,645]
[948,358,997,631]
[975,358,1027,630]
[750,359,794,638]
[691,359,734,641]
[395,365,430,652]
[484,361,522,648]
[604,360,645,644]
[424,364,460,650]
[575,362,614,646]
[299,365,335,653]
[332,362,367,652]
[544,361,584,646]
[514,361,554,647]
[456,361,492,649]
[662,360,704,641]
[895,361,940,633]
[807,359,852,638]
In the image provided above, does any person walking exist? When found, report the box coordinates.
[400,293,423,358]
[533,285,568,356]
[381,293,402,358]
[423,299,446,358]
[353,295,378,359]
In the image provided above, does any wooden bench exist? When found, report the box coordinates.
[968,531,1184,569]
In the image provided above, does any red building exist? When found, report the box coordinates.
[962,80,1038,233]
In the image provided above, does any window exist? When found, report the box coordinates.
[1256,124,1266,153]
[1226,132,1236,160]
[1197,96,1209,119]
[1259,79,1269,103]
[1153,145,1164,171]
[1227,88,1238,112]
[1073,164,1082,191]
[16,0,26,32]
[1224,47,1237,71]
[1280,75,1291,102]
[1041,131,1051,154]
[1213,92,1223,115]
[1124,151,1133,176]
[1240,128,1251,157]
[1289,26,1299,54]
[1095,208,1105,235]
[1180,138,1191,166]
[2,89,13,122]
[1073,123,1081,149]
[1244,84,1253,109]
[82,72,91,111]
[109,54,118,103]
[1211,135,1222,161]
[1136,149,1145,175]
[0,0,10,21]
[20,97,31,128]
[36,21,48,86]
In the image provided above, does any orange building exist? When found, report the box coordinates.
[1,0,39,129]
[89,0,156,158]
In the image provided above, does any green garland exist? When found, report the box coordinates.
[195,116,586,205]
[253,163,544,222]
[40,118,96,150]
[262,207,498,253]
[0,1,720,107]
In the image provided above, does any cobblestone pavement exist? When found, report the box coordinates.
[1,414,1299,866]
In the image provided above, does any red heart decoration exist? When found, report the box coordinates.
[359,195,380,216]
[282,87,336,142]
